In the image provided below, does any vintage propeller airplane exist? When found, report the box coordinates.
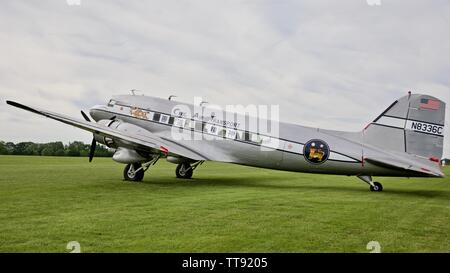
[6,92,445,191]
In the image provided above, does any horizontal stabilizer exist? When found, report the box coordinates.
[365,155,444,177]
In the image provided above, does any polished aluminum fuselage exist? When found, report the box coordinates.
[89,95,421,177]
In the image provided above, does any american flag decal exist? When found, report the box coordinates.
[420,98,440,110]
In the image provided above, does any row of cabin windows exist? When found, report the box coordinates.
[109,102,263,145]
[159,114,262,144]
[154,113,262,144]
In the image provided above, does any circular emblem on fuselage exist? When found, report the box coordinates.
[303,139,330,165]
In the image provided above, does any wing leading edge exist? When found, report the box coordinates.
[6,100,207,161]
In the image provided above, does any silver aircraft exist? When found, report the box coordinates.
[6,92,446,191]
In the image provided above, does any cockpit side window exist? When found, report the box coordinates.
[107,100,116,107]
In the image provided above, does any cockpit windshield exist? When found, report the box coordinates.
[107,99,116,107]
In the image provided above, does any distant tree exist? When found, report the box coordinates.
[0,140,113,157]
[0,141,7,155]
[5,142,15,154]
[24,143,40,155]
[67,142,83,156]
[49,142,64,154]
[13,142,35,155]
[95,145,114,157]
[41,147,54,156]
[55,149,65,156]
[75,141,91,157]
[79,150,89,157]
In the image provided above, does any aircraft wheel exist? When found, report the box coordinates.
[176,163,193,179]
[370,182,383,192]
[124,163,144,182]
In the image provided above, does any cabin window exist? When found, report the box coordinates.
[160,114,170,124]
[218,129,227,138]
[251,134,263,144]
[173,118,186,128]
[153,113,161,122]
[260,136,278,149]
[195,121,204,132]
[208,125,218,135]
[244,131,251,141]
[225,129,237,139]
[146,112,154,120]
[235,131,243,140]
[184,120,192,129]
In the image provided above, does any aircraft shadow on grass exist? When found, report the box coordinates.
[137,176,449,200]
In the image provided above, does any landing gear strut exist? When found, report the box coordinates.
[358,175,383,192]
[123,156,160,182]
[175,161,204,179]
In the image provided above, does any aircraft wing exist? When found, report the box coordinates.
[364,154,444,177]
[6,101,207,161]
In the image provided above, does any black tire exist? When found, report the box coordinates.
[123,163,144,182]
[370,182,383,192]
[176,163,193,179]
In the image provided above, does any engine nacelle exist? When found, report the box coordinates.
[94,119,153,148]
[112,147,147,164]
[94,119,155,163]
[93,119,121,148]
[166,156,183,164]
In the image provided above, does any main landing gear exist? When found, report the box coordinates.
[123,156,160,182]
[123,158,204,182]
[175,161,204,179]
[357,176,383,192]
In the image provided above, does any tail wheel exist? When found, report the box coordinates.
[370,182,383,192]
[176,163,193,179]
[124,163,144,182]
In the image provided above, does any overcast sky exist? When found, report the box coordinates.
[0,0,449,155]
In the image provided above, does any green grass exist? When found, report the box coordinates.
[0,155,449,253]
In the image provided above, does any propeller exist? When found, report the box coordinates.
[89,138,97,162]
[81,110,96,162]
[81,110,91,122]
[81,111,117,163]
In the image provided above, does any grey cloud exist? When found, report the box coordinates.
[0,0,449,155]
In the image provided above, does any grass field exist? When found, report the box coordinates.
[0,155,449,253]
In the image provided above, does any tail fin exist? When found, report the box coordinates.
[364,93,446,159]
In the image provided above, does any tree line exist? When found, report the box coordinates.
[1,140,448,164]
[0,141,113,157]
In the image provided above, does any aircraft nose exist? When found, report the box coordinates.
[89,105,108,121]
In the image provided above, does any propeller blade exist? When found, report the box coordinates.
[81,111,91,122]
[89,138,97,162]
